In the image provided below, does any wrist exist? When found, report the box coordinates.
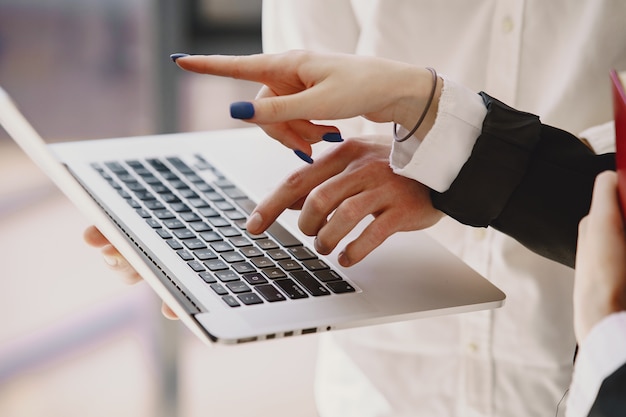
[393,67,442,141]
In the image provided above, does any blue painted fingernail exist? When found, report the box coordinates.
[230,101,255,119]
[294,150,314,164]
[322,132,343,142]
[170,53,189,62]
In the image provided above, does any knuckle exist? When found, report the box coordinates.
[307,187,333,216]
[283,168,306,190]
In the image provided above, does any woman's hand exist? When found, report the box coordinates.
[83,225,179,319]
[173,51,440,158]
[574,171,626,343]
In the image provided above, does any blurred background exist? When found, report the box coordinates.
[0,1,319,416]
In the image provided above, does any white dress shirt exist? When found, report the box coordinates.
[262,1,626,416]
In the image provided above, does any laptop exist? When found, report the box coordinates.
[610,69,626,218]
[0,86,505,345]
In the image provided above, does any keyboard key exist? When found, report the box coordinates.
[150,184,170,194]
[314,270,343,282]
[183,239,207,250]
[199,231,222,242]
[278,259,302,271]
[288,246,317,261]
[208,217,230,228]
[256,239,279,250]
[274,278,308,299]
[127,199,141,208]
[179,189,198,199]
[219,226,240,237]
[267,223,302,247]
[161,194,180,203]
[242,272,268,285]
[180,212,201,222]
[235,198,256,215]
[237,293,263,305]
[198,271,217,284]
[169,179,189,190]
[255,284,286,302]
[177,250,194,261]
[232,262,256,274]
[222,295,240,307]
[154,209,176,220]
[187,260,205,272]
[221,251,245,263]
[215,201,234,211]
[326,280,356,294]
[240,246,264,258]
[193,248,217,261]
[267,249,290,260]
[210,241,234,253]
[134,191,156,201]
[215,270,239,282]
[188,198,209,208]
[302,259,330,271]
[226,281,251,294]
[251,257,275,269]
[144,200,165,210]
[224,210,245,220]
[224,187,246,199]
[229,236,253,248]
[167,239,183,250]
[198,207,219,217]
[163,219,185,229]
[189,222,212,232]
[290,270,330,296]
[204,260,229,271]
[262,268,287,280]
[210,283,228,295]
[136,209,151,218]
[156,229,172,239]
[173,229,195,240]
[146,218,161,228]
[170,203,191,212]
[204,192,224,202]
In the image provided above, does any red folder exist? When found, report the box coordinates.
[611,69,626,218]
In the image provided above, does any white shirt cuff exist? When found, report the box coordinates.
[566,311,626,417]
[390,76,487,192]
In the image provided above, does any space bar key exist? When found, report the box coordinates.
[267,223,302,247]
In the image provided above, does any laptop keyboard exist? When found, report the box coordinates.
[91,154,355,308]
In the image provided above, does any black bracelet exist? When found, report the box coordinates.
[393,67,438,143]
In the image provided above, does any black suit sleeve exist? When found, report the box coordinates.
[431,92,616,268]
[588,363,626,417]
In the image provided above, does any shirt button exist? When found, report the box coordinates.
[502,16,514,33]
[473,228,487,240]
[467,343,479,353]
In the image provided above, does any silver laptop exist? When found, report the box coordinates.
[0,87,505,345]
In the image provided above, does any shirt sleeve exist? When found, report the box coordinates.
[566,312,626,417]
[579,121,616,154]
[390,76,487,193]
[429,93,615,267]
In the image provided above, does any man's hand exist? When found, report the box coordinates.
[246,136,444,267]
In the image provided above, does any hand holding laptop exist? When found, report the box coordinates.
[574,171,626,342]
